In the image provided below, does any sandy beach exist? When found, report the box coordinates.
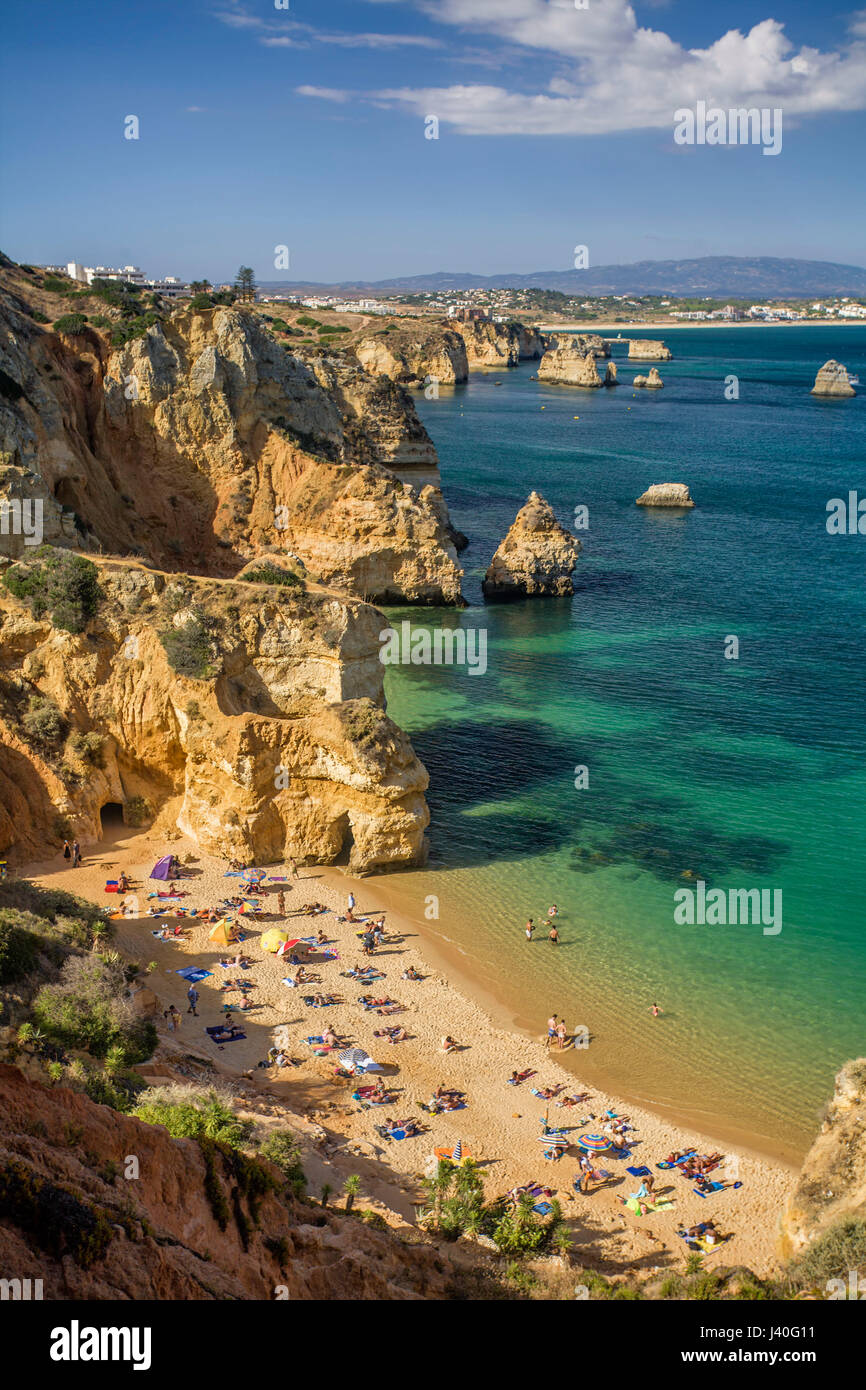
[536,318,864,332]
[22,824,798,1278]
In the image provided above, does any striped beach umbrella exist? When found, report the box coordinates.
[577,1134,611,1152]
[537,1134,568,1146]
[451,1140,462,1163]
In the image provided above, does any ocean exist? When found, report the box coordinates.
[378,326,866,1161]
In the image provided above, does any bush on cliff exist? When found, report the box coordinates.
[22,694,67,751]
[32,954,156,1063]
[53,314,88,335]
[134,1087,254,1148]
[241,563,302,589]
[0,911,40,984]
[159,614,218,680]
[3,548,102,633]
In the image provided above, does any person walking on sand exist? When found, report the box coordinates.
[72,840,82,868]
[186,985,199,1017]
[289,858,300,881]
[546,1014,558,1049]
[62,839,71,862]
[164,1005,180,1032]
[549,924,559,945]
[525,918,534,941]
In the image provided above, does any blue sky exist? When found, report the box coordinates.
[1,0,864,282]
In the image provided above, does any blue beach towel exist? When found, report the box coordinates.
[176,967,212,983]
[627,1166,651,1177]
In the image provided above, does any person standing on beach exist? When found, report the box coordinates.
[62,839,71,862]
[186,985,199,1017]
[289,858,300,881]
[556,1019,567,1050]
[546,1014,558,1049]
[71,840,81,868]
[347,891,356,914]
[277,889,286,916]
[525,918,534,941]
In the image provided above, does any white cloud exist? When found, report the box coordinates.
[296,86,351,104]
[215,3,441,50]
[366,0,866,135]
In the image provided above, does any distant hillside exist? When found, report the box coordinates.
[260,257,866,299]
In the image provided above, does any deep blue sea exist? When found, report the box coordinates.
[380,326,866,1158]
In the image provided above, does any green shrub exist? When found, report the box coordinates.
[787,1218,866,1292]
[134,1089,253,1148]
[22,695,67,750]
[242,564,302,589]
[30,309,51,324]
[32,955,156,1062]
[0,910,40,983]
[3,548,101,633]
[159,615,218,680]
[296,315,321,328]
[189,294,214,312]
[0,1160,114,1268]
[68,730,105,766]
[123,796,151,827]
[53,314,88,335]
[258,1129,306,1197]
[43,276,68,294]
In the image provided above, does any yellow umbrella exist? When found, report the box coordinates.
[207,918,234,947]
[260,927,290,953]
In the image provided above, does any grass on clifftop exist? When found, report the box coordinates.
[3,547,102,634]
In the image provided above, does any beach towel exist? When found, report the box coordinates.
[694,1181,740,1197]
[176,967,212,983]
[207,1030,246,1044]
[657,1150,696,1170]
[532,1201,554,1215]
[627,1166,651,1177]
[281,977,298,988]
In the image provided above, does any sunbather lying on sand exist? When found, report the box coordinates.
[533,1084,564,1100]
[508,1069,536,1086]
[556,1093,590,1108]
[374,1025,408,1043]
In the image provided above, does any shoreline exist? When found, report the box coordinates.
[20,828,798,1276]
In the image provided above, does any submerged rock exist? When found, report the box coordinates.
[635,483,694,508]
[811,360,856,397]
[483,491,580,600]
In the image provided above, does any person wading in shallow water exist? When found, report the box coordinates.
[546,1014,558,1049]
[525,918,535,941]
[548,924,559,945]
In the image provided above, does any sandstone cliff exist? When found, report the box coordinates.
[354,323,468,385]
[0,1064,451,1300]
[538,343,604,388]
[779,1058,866,1263]
[635,483,694,507]
[811,360,856,397]
[633,367,664,389]
[483,492,580,600]
[628,339,672,361]
[0,557,428,871]
[451,320,548,368]
[0,267,463,605]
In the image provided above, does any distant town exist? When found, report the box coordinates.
[41,261,866,326]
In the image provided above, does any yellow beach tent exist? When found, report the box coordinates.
[208,918,235,947]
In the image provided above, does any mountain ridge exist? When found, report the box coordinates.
[258,256,866,299]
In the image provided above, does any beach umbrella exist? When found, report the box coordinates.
[337,1048,369,1070]
[207,918,234,947]
[577,1134,611,1152]
[452,1140,462,1163]
[260,928,290,953]
[536,1135,568,1146]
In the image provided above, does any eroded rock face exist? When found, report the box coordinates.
[0,277,463,604]
[633,367,664,389]
[0,1064,452,1299]
[538,342,603,387]
[628,339,672,361]
[811,360,856,397]
[451,320,550,368]
[0,561,429,872]
[355,324,468,385]
[635,483,694,507]
[779,1058,866,1263]
[483,491,580,600]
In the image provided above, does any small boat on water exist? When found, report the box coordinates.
[847,372,860,386]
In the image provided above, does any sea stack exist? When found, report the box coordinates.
[604,362,618,387]
[628,339,673,361]
[811,361,856,397]
[633,367,664,389]
[635,483,695,507]
[483,492,580,600]
[537,341,603,387]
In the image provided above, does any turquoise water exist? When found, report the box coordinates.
[381,327,866,1159]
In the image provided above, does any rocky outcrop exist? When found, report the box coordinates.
[538,342,603,388]
[779,1058,866,1262]
[355,324,468,386]
[635,483,694,507]
[811,360,856,397]
[451,320,550,368]
[633,367,664,389]
[0,559,429,871]
[0,269,463,604]
[483,492,580,600]
[604,362,618,387]
[0,1064,452,1299]
[628,339,672,361]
